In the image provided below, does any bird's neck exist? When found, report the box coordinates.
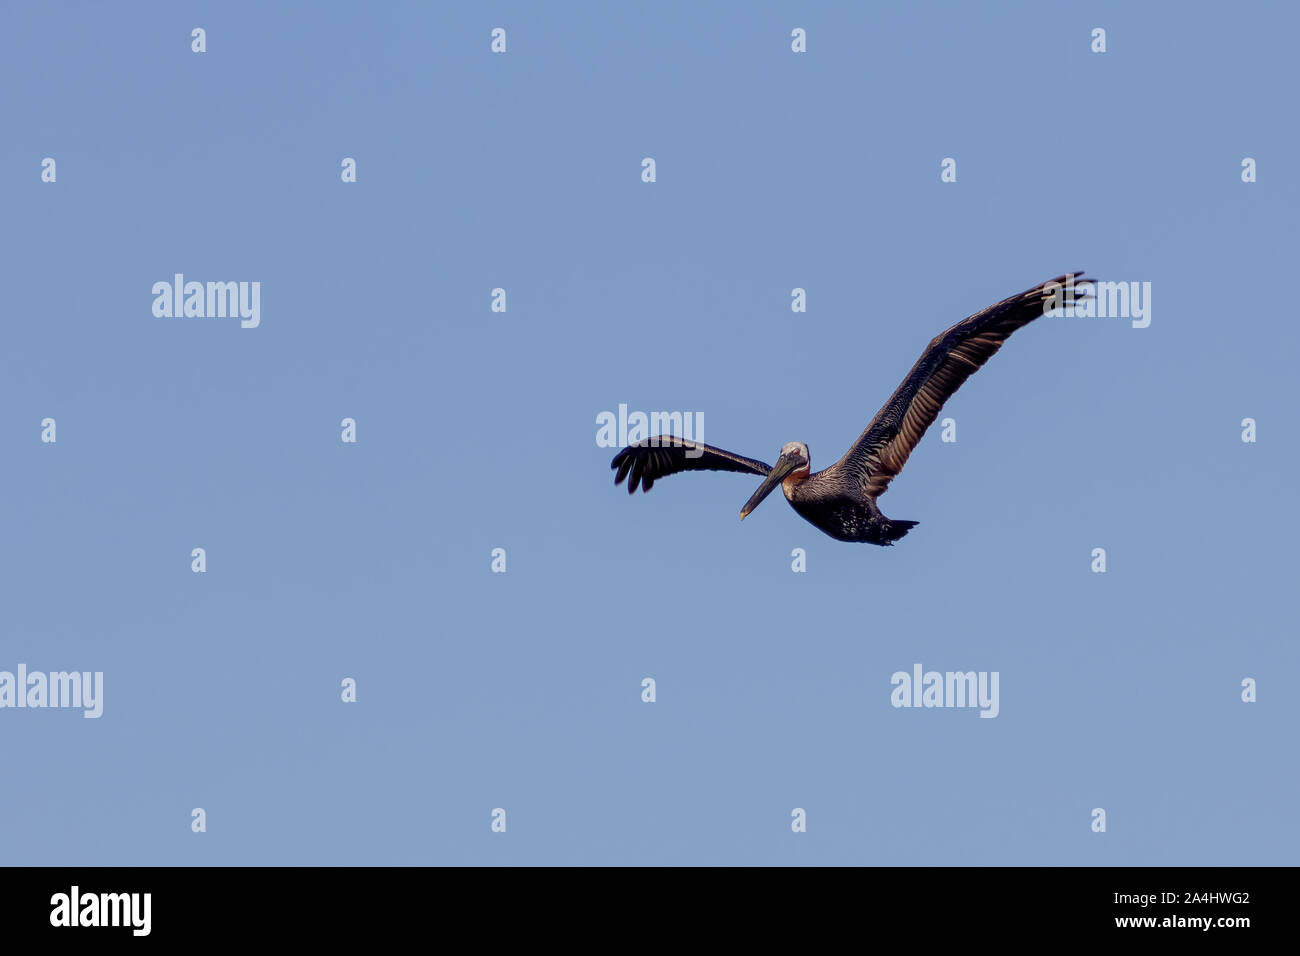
[782,470,810,500]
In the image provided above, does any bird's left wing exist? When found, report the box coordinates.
[826,273,1091,499]
[612,436,772,493]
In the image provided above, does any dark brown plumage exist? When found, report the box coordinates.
[612,439,770,494]
[611,274,1090,544]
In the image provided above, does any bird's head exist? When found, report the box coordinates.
[739,442,811,520]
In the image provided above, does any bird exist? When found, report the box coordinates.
[610,273,1090,545]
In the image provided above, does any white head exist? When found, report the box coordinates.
[740,441,812,520]
[780,441,811,471]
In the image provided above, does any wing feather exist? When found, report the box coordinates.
[829,273,1091,499]
[611,436,771,494]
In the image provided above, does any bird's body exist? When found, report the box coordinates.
[785,470,917,545]
[611,274,1090,545]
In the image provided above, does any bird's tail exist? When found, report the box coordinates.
[880,519,919,545]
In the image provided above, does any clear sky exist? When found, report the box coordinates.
[1,1,1295,865]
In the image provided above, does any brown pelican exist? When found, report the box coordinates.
[611,273,1090,544]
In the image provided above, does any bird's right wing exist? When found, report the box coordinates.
[612,436,772,493]
[826,273,1091,499]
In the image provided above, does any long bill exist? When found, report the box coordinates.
[739,454,804,521]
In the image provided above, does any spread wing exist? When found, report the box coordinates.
[828,273,1091,499]
[611,436,772,494]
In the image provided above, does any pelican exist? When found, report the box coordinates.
[611,273,1089,545]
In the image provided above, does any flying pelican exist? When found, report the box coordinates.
[611,273,1089,545]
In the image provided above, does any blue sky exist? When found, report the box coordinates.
[1,1,1295,865]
